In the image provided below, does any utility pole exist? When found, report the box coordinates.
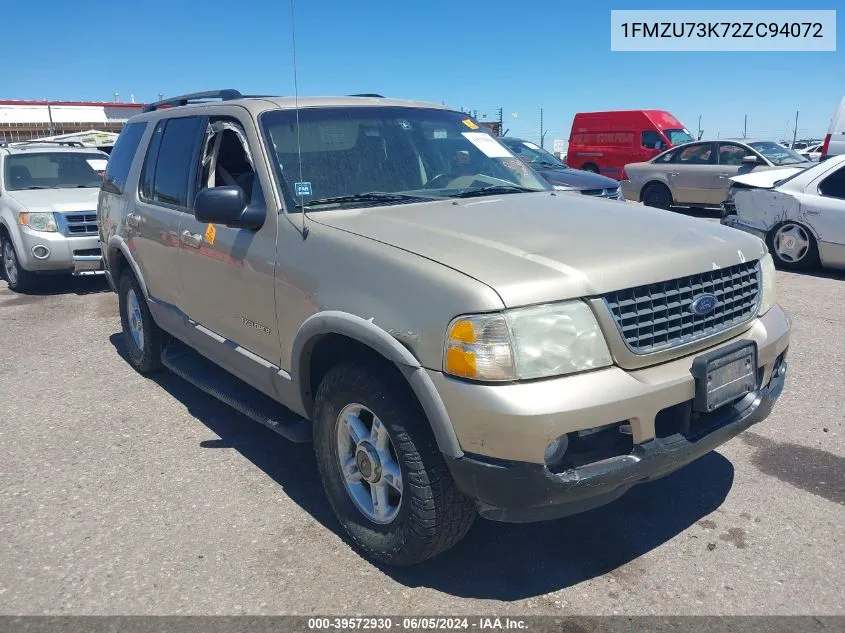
[697,115,703,140]
[497,107,503,136]
[540,107,547,148]
[743,114,747,139]
[791,110,799,149]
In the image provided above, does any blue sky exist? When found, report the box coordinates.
[3,0,842,144]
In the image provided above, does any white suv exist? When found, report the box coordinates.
[0,141,109,291]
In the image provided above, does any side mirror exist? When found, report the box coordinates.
[194,186,264,230]
[742,155,760,165]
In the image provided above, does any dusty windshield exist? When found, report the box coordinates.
[3,152,107,190]
[748,141,809,166]
[502,139,564,168]
[261,106,550,211]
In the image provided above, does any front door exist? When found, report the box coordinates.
[176,116,281,395]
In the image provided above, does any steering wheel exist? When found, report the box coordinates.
[423,172,465,189]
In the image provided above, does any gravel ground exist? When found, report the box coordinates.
[0,245,843,615]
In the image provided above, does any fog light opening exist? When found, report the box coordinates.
[31,245,50,260]
[544,435,569,467]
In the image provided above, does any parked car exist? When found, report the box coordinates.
[821,96,845,161]
[622,139,813,210]
[0,140,108,291]
[500,137,623,200]
[567,110,693,179]
[99,89,790,566]
[800,143,823,162]
[722,154,845,271]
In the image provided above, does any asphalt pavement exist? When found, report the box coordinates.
[0,248,843,615]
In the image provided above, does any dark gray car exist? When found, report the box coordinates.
[500,137,624,200]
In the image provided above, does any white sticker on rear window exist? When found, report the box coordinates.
[523,142,541,150]
[433,129,448,139]
[87,159,108,171]
[462,132,512,158]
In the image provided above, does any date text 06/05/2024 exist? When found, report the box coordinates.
[306,617,528,630]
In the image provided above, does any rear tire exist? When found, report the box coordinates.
[313,362,476,566]
[642,182,673,210]
[580,163,599,174]
[1,232,37,293]
[767,222,819,271]
[118,272,164,375]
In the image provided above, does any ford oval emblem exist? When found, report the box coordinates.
[690,294,718,316]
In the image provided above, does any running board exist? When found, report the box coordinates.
[161,343,312,443]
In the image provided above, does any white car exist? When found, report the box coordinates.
[800,143,823,162]
[821,96,845,160]
[721,154,845,271]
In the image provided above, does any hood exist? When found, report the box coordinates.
[534,166,619,190]
[5,188,100,212]
[311,193,766,307]
[729,168,805,189]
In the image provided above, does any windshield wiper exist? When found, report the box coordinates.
[296,191,437,209]
[449,184,539,199]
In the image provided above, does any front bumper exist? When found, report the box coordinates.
[16,228,104,275]
[445,350,788,523]
[721,213,767,240]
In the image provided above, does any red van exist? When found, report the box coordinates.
[567,110,694,180]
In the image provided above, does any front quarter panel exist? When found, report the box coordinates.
[275,218,504,376]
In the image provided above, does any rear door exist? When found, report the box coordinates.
[669,142,717,204]
[131,116,204,316]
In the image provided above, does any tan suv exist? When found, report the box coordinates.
[98,90,791,566]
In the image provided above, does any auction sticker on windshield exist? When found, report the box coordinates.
[462,133,513,158]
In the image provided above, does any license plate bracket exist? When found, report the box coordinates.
[691,340,758,413]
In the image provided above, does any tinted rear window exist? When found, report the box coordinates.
[103,122,146,194]
[140,117,202,208]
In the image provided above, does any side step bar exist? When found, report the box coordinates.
[161,343,312,443]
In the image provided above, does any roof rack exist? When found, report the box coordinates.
[143,89,244,113]
[348,93,385,98]
[7,140,86,148]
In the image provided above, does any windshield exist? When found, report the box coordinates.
[502,140,564,168]
[260,107,550,211]
[3,152,107,190]
[665,128,694,145]
[748,141,809,166]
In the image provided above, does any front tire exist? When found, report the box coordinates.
[767,222,819,271]
[2,233,37,292]
[313,362,476,566]
[118,272,164,375]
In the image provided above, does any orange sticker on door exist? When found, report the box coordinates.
[204,223,216,245]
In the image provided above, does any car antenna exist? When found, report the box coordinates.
[290,0,309,240]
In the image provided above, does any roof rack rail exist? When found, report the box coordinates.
[143,89,244,113]
[348,93,385,98]
[8,140,86,148]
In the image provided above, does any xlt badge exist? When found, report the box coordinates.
[242,317,271,335]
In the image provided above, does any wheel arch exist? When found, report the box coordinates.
[106,235,149,299]
[292,311,463,458]
[640,179,673,203]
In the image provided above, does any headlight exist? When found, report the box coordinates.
[19,212,57,233]
[758,252,776,315]
[444,301,612,381]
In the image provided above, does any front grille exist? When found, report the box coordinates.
[581,187,622,200]
[62,212,98,236]
[602,261,761,354]
[73,248,101,257]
